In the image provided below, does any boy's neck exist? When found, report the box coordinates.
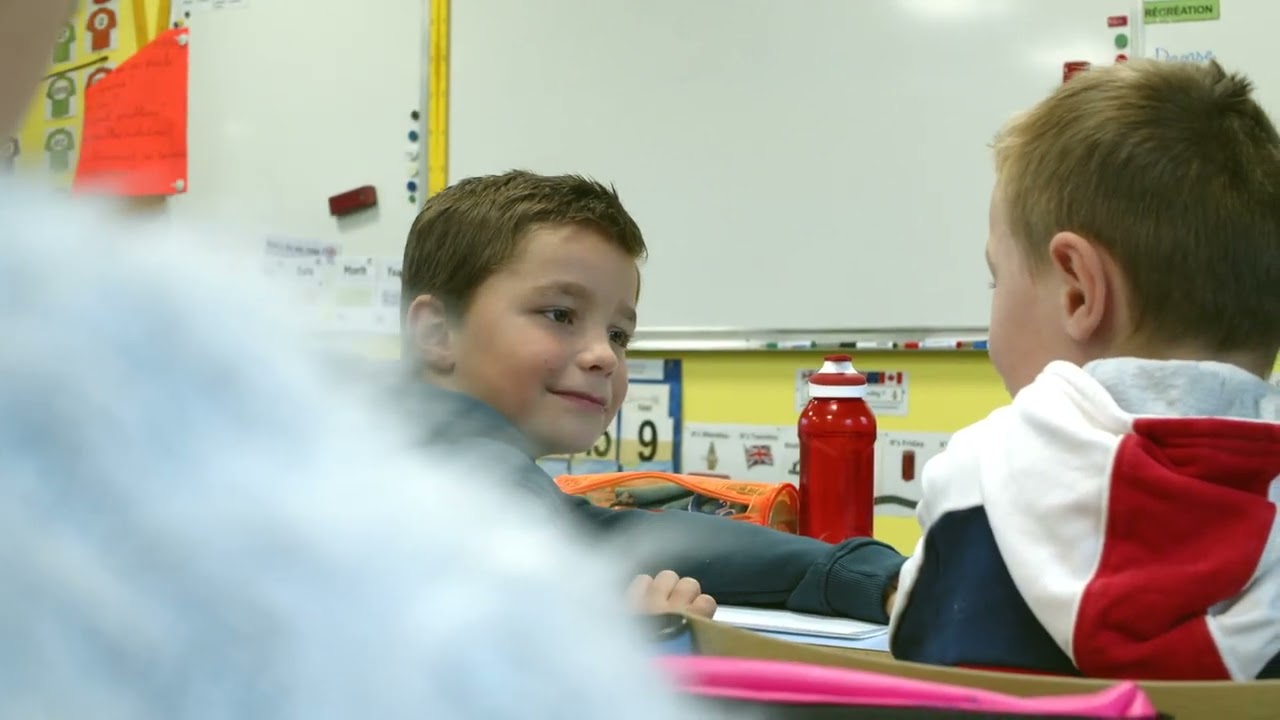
[409,372,545,456]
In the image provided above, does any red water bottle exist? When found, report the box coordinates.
[798,355,877,542]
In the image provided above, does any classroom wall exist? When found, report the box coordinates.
[135,0,1279,558]
[646,351,1007,554]
[662,349,1279,554]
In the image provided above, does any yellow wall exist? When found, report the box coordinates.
[670,351,1004,429]
[665,349,1279,554]
[643,351,1007,553]
[673,350,1280,551]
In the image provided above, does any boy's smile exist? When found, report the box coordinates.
[550,389,609,411]
[431,224,638,456]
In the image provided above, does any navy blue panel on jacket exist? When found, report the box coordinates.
[1259,649,1280,679]
[396,379,907,623]
[891,506,1079,675]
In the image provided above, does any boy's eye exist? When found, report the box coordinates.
[542,308,573,324]
[609,329,632,348]
[987,281,996,290]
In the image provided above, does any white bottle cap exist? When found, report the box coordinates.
[807,354,868,399]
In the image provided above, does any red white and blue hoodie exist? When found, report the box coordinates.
[889,359,1280,681]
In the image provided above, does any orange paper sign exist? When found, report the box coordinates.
[73,27,188,196]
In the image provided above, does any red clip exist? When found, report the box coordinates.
[1063,61,1092,84]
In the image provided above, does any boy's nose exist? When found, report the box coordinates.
[578,334,619,373]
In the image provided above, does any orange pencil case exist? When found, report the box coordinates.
[555,471,798,534]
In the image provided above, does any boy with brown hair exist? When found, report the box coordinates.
[400,170,906,622]
[889,59,1280,680]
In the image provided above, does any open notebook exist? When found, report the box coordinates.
[712,605,888,641]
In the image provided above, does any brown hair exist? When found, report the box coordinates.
[401,170,646,320]
[994,59,1280,360]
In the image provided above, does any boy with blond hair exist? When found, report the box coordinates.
[889,59,1280,680]
[400,171,906,623]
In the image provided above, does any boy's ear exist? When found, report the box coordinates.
[405,294,457,374]
[1047,231,1112,344]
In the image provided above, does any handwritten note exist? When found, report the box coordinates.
[174,0,251,16]
[73,28,188,196]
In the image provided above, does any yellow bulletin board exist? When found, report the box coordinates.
[4,0,150,188]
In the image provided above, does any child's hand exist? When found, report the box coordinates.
[628,570,717,619]
[883,575,899,620]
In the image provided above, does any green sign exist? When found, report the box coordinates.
[1144,0,1220,23]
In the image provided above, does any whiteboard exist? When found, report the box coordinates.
[1143,0,1280,119]
[168,0,427,263]
[449,0,1142,335]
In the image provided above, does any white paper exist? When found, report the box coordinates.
[736,425,789,482]
[626,358,667,382]
[682,424,733,477]
[329,256,377,332]
[173,0,250,20]
[263,236,341,261]
[780,435,800,486]
[713,605,887,640]
[681,423,797,483]
[876,431,949,517]
[682,424,951,518]
[261,255,329,303]
[796,369,909,416]
[262,245,402,336]
[620,415,674,472]
[623,382,670,417]
[370,256,403,334]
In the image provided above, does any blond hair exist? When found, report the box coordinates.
[994,59,1280,361]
